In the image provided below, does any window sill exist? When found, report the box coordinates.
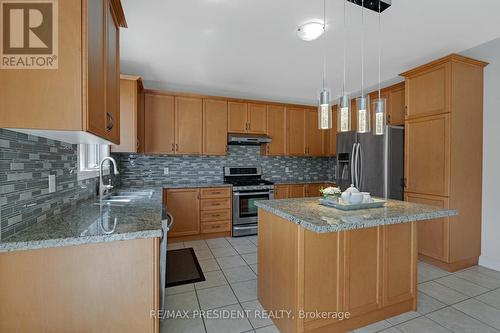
[77,168,110,181]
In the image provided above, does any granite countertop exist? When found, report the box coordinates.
[0,187,164,253]
[255,197,457,233]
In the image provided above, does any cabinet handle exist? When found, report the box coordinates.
[404,106,408,116]
[387,114,391,124]
[137,140,140,149]
[266,145,269,154]
[171,143,175,152]
[176,144,179,151]
[106,112,114,132]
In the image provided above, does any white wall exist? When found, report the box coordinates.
[461,38,500,271]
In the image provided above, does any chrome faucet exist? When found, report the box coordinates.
[99,157,120,201]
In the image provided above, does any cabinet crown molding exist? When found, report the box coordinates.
[400,53,488,78]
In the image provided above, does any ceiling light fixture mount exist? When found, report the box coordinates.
[347,0,392,13]
[297,21,324,42]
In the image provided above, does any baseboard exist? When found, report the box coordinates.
[479,256,500,271]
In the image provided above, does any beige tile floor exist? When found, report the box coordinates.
[162,236,500,333]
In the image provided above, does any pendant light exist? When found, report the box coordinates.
[338,0,351,133]
[318,0,332,130]
[356,0,371,133]
[373,0,387,136]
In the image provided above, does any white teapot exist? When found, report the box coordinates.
[341,184,363,204]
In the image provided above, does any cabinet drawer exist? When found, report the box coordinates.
[200,210,232,222]
[200,187,231,199]
[201,198,231,211]
[201,221,231,234]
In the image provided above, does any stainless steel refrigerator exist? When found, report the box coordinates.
[336,126,404,200]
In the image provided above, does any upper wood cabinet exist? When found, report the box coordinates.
[264,105,286,156]
[286,108,306,156]
[388,83,406,125]
[111,75,144,153]
[323,105,337,156]
[0,0,127,144]
[403,63,450,119]
[203,99,228,155]
[145,94,175,154]
[305,109,324,157]
[175,97,203,154]
[247,104,267,134]
[228,102,267,134]
[228,102,248,133]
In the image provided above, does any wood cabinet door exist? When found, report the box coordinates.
[405,114,450,196]
[203,99,228,155]
[405,193,450,261]
[406,63,450,119]
[323,105,337,156]
[306,109,324,156]
[286,108,306,156]
[382,223,416,306]
[86,0,107,139]
[266,105,286,155]
[305,183,322,197]
[166,189,200,237]
[175,97,203,154]
[343,227,382,317]
[145,94,175,154]
[111,78,137,153]
[274,185,289,199]
[289,184,305,198]
[388,83,405,125]
[228,102,248,133]
[105,0,120,144]
[351,99,358,132]
[248,104,267,134]
[137,84,145,153]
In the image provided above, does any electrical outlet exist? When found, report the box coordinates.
[164,168,169,175]
[285,167,290,173]
[48,175,56,193]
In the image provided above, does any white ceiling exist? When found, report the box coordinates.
[120,0,500,105]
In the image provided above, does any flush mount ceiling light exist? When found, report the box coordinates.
[297,21,324,41]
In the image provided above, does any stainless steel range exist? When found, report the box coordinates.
[223,167,274,237]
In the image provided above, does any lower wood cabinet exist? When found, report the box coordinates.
[0,238,159,333]
[165,187,232,241]
[274,183,333,199]
[405,192,450,262]
[165,188,200,237]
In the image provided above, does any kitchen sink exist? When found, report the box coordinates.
[95,191,154,204]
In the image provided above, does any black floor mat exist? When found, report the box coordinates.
[166,248,206,288]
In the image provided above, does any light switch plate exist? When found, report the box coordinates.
[164,168,169,175]
[285,167,290,173]
[48,175,56,193]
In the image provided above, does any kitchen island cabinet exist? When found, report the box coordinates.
[256,197,456,333]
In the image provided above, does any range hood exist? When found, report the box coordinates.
[228,133,272,145]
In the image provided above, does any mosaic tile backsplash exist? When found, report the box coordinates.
[114,145,336,187]
[0,129,97,240]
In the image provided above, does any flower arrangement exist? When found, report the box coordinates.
[319,186,342,199]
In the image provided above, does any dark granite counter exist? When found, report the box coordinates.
[0,187,163,252]
[256,197,457,233]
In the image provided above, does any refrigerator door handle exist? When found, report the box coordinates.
[358,143,363,190]
[350,143,357,185]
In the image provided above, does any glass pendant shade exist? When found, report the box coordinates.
[372,98,387,135]
[338,95,351,132]
[356,96,371,133]
[318,89,332,129]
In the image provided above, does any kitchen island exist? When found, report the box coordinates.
[255,198,457,333]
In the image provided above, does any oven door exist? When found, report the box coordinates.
[232,190,271,225]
